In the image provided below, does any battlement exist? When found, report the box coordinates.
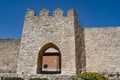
[26,8,78,17]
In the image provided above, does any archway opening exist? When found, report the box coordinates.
[37,43,61,74]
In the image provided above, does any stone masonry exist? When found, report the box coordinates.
[85,27,120,74]
[0,8,120,79]
[17,8,84,75]
[0,39,20,73]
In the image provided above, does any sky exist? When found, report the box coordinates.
[0,0,120,38]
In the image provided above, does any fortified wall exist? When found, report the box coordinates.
[0,39,20,73]
[85,27,120,74]
[0,8,120,79]
[17,8,85,75]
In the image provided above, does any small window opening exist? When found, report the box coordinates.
[44,64,48,68]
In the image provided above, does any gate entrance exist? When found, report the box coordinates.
[37,43,61,74]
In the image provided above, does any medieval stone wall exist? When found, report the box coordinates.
[85,27,120,74]
[0,39,20,73]
[17,9,82,75]
[74,25,85,74]
[1,8,120,78]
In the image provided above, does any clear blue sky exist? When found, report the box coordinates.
[0,0,120,38]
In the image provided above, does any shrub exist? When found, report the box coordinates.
[75,72,107,80]
[4,77,24,80]
[29,78,48,80]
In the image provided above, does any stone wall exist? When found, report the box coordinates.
[0,39,20,73]
[0,73,76,80]
[17,8,82,75]
[74,24,85,74]
[85,27,120,73]
[1,8,120,78]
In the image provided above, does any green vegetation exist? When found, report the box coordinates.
[3,72,107,80]
[74,72,107,80]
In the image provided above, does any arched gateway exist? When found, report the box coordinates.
[17,8,85,76]
[37,43,61,74]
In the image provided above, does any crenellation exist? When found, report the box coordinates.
[67,9,78,17]
[17,8,80,75]
[39,8,49,16]
[67,9,78,23]
[53,8,63,17]
[1,8,120,80]
[26,9,36,16]
[25,8,79,20]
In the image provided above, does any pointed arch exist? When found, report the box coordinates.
[37,43,61,74]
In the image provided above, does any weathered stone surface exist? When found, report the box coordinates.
[17,8,84,75]
[0,73,76,80]
[0,39,20,73]
[0,8,120,79]
[85,27,120,73]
